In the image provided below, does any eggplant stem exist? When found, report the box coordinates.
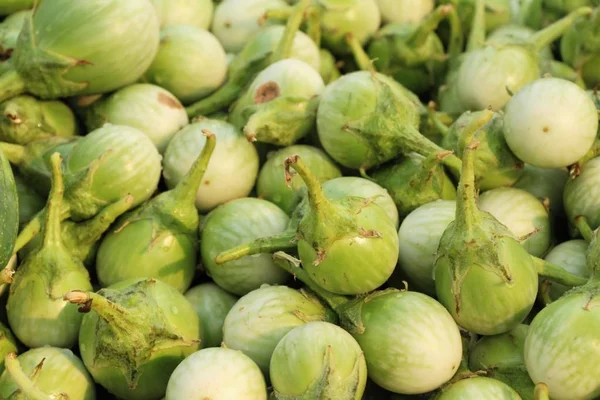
[41,153,65,249]
[4,353,67,400]
[346,33,373,72]
[534,383,550,400]
[171,130,217,205]
[214,232,297,264]
[272,0,311,63]
[532,7,593,52]
[0,142,25,164]
[408,4,454,48]
[446,5,464,60]
[185,81,243,118]
[575,216,594,242]
[272,252,348,310]
[306,7,321,47]
[63,289,125,317]
[467,0,486,52]
[453,110,495,233]
[285,155,332,216]
[533,257,588,287]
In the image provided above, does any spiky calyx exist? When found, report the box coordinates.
[65,278,201,400]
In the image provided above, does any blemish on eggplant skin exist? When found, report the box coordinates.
[542,126,550,133]
[157,92,183,109]
[204,180,211,186]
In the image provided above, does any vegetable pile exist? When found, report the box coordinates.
[1,0,600,399]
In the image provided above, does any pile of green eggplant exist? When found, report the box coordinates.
[0,0,600,398]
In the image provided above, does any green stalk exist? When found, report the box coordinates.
[271,0,312,63]
[408,4,454,48]
[4,353,67,400]
[534,383,550,400]
[272,252,348,310]
[532,257,589,286]
[345,33,373,71]
[0,69,26,103]
[453,110,495,234]
[446,5,464,60]
[467,0,486,52]
[63,289,129,324]
[42,152,64,250]
[306,6,321,47]
[426,103,451,136]
[575,216,594,242]
[532,7,593,52]
[285,155,335,220]
[170,130,216,206]
[184,81,244,118]
[0,142,25,164]
[214,231,297,264]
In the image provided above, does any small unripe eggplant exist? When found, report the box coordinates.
[151,0,214,30]
[0,95,77,145]
[370,152,457,218]
[319,49,341,84]
[561,8,600,88]
[81,84,188,154]
[285,155,399,295]
[223,284,337,376]
[144,26,228,106]
[163,118,259,213]
[468,324,535,399]
[64,278,202,400]
[0,348,96,400]
[0,11,30,76]
[257,144,342,215]
[542,240,588,302]
[184,283,238,348]
[395,200,456,296]
[96,132,217,293]
[433,111,585,335]
[201,198,291,295]
[166,347,267,400]
[317,70,463,174]
[432,376,521,399]
[7,153,92,349]
[270,321,367,399]
[228,58,325,146]
[564,156,600,232]
[434,111,538,335]
[513,164,569,222]
[0,0,160,101]
[478,187,551,257]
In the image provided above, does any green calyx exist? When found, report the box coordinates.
[64,280,200,390]
[561,8,600,87]
[441,110,524,190]
[242,92,321,146]
[0,95,78,145]
[185,0,312,119]
[19,194,135,267]
[370,151,457,218]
